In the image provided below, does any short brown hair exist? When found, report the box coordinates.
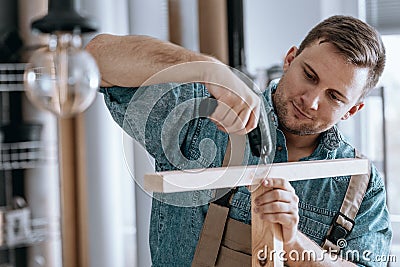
[297,15,385,100]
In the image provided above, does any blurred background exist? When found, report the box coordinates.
[0,0,398,266]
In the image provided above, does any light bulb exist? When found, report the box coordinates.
[24,33,100,117]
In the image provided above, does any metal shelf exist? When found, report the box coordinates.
[0,63,26,92]
[0,141,58,170]
[0,217,58,250]
[0,63,57,170]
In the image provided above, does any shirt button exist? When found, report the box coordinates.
[277,146,283,151]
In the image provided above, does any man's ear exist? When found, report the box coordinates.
[341,102,365,120]
[283,46,298,71]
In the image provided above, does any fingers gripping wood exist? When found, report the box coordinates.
[251,185,284,267]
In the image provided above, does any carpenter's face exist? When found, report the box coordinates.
[273,41,368,136]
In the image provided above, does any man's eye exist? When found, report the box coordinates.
[329,92,341,102]
[304,70,314,80]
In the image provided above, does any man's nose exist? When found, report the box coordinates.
[301,88,320,110]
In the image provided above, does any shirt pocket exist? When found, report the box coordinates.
[298,201,335,246]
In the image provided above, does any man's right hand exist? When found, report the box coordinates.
[199,62,261,135]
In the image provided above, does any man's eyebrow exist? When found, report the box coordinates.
[303,62,349,102]
[303,62,319,79]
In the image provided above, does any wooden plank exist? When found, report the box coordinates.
[252,185,283,267]
[59,115,90,267]
[145,158,369,267]
[144,158,369,193]
[76,113,89,267]
[58,117,79,267]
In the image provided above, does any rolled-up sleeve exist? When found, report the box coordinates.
[99,82,215,170]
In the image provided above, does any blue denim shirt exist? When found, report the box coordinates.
[100,80,392,267]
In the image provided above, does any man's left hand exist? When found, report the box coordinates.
[253,178,300,246]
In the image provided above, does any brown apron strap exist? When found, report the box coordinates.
[338,171,370,227]
[221,137,232,167]
[222,218,252,255]
[222,134,246,167]
[216,246,251,266]
[212,134,246,206]
[192,208,252,267]
[192,134,247,266]
[341,150,371,218]
[192,203,230,267]
[322,150,371,252]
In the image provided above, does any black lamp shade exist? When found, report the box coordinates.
[31,0,97,34]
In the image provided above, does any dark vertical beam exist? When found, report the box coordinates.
[49,0,75,11]
[0,0,28,265]
[0,0,18,30]
[227,0,245,69]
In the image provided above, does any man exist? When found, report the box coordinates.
[86,15,392,266]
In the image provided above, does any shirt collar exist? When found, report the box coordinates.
[319,125,342,151]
